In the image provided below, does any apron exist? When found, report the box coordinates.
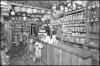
[35,43,43,58]
[35,45,39,58]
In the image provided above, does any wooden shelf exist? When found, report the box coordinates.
[63,41,84,46]
[63,40,99,50]
[66,8,85,15]
[88,32,99,34]
[73,36,86,38]
[64,19,85,23]
[66,26,85,27]
[86,44,99,49]
[89,38,99,40]
[72,31,86,33]
[88,21,99,23]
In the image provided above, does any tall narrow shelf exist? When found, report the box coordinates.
[85,1,99,50]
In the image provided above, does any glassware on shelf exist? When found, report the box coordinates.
[76,37,80,43]
[80,38,85,44]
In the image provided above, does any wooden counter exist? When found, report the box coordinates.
[40,41,93,65]
[41,41,92,59]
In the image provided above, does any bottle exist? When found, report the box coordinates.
[65,7,68,13]
[76,37,80,43]
[96,1,99,8]
[93,22,96,32]
[92,1,95,9]
[80,38,85,44]
[73,2,76,10]
[95,4,99,22]
[88,2,92,9]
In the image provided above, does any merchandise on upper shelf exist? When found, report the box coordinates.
[49,1,90,46]
[62,8,86,45]
[1,1,11,16]
[86,1,99,49]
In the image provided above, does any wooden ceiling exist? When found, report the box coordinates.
[8,0,61,9]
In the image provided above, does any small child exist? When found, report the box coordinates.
[28,34,37,62]
[35,42,43,62]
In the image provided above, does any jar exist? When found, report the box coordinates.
[92,1,95,9]
[21,7,26,12]
[95,1,99,7]
[65,7,68,13]
[93,23,96,32]
[88,2,92,9]
[76,33,78,36]
[80,38,85,44]
[76,37,80,43]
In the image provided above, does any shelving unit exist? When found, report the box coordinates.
[65,8,86,15]
[49,1,100,52]
[85,1,99,50]
[62,7,87,46]
[11,16,31,32]
[7,2,48,42]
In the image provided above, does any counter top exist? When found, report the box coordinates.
[40,41,93,59]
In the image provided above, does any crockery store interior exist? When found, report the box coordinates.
[0,0,99,65]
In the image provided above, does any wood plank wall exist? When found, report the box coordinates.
[41,43,92,65]
[6,21,12,50]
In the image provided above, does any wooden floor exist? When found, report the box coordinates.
[9,53,45,65]
[8,43,45,65]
